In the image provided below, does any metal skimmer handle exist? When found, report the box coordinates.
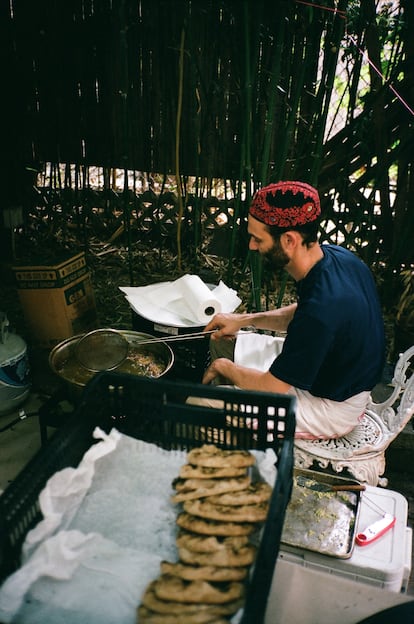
[128,326,258,346]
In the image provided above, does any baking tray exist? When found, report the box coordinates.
[281,468,363,559]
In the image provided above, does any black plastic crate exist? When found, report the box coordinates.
[131,310,211,382]
[0,372,295,624]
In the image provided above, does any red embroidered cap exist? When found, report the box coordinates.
[249,181,321,228]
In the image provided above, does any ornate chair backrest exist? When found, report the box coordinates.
[365,345,414,440]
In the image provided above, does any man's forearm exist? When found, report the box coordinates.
[203,358,292,394]
[240,303,297,333]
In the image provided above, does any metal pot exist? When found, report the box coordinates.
[49,330,174,399]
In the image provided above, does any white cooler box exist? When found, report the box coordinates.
[279,484,412,593]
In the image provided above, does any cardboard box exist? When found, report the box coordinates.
[13,252,97,347]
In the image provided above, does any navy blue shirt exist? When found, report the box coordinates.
[269,245,386,401]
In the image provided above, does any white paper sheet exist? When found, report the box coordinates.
[120,275,241,327]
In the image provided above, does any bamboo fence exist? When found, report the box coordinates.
[0,0,413,307]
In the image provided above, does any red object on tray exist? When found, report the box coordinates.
[356,513,396,546]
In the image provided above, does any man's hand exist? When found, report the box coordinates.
[202,358,292,394]
[204,312,252,340]
[202,358,230,384]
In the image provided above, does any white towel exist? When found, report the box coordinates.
[234,332,284,371]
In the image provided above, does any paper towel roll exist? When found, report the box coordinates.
[178,274,222,323]
[120,275,241,326]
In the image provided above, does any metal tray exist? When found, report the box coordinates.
[281,468,363,559]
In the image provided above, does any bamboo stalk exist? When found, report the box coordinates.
[175,27,186,272]
[259,3,287,183]
[310,0,346,183]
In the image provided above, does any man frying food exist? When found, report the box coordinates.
[202,181,386,439]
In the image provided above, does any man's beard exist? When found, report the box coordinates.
[262,238,289,272]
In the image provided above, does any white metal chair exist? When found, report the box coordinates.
[294,345,414,486]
